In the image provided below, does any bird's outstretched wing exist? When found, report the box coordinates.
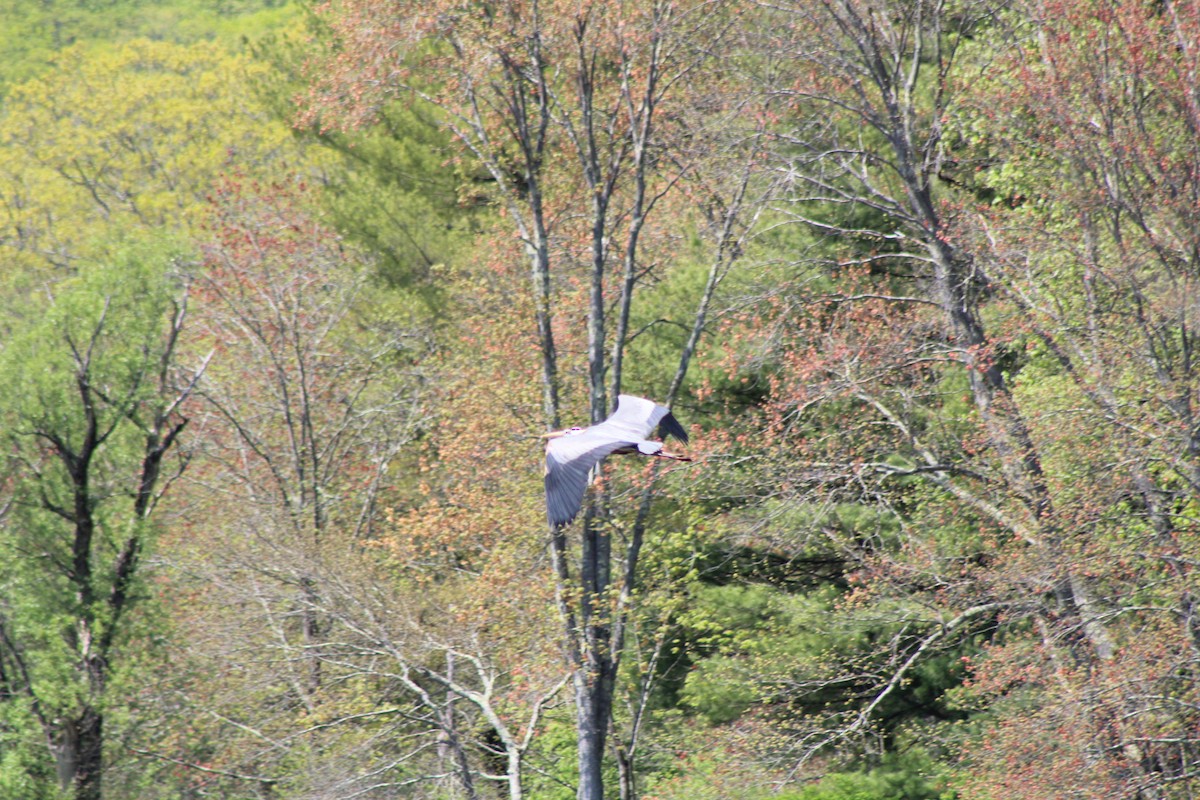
[545,430,637,528]
[611,395,688,445]
[655,408,688,445]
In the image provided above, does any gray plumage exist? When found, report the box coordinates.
[544,395,690,528]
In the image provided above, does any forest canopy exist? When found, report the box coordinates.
[0,1,1198,799]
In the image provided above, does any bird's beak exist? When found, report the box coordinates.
[541,430,566,439]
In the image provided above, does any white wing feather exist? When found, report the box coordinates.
[545,430,634,528]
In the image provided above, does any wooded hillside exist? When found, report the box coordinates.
[1,1,1198,798]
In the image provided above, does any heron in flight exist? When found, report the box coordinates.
[543,395,691,528]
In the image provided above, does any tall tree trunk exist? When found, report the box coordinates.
[574,678,610,800]
[72,705,103,800]
[576,507,615,800]
[50,655,105,800]
[50,722,78,798]
[921,202,1113,661]
[852,0,1116,661]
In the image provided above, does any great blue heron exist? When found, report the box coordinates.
[543,395,691,528]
